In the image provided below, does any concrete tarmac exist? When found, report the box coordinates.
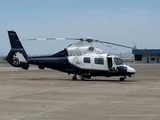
[0,63,160,120]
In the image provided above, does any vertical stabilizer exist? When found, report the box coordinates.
[6,31,29,69]
[8,31,23,49]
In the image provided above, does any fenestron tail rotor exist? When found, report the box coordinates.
[12,53,20,66]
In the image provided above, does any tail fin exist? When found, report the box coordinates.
[6,31,29,69]
[8,31,24,49]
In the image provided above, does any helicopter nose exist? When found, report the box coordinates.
[127,67,136,74]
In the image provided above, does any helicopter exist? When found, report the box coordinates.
[6,31,136,81]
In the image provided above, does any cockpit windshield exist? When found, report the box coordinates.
[114,57,125,65]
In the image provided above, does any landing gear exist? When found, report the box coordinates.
[119,76,126,81]
[72,74,90,81]
[80,76,85,80]
[72,75,77,80]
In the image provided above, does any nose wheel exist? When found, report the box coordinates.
[119,76,126,81]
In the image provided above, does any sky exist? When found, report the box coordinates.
[0,0,160,56]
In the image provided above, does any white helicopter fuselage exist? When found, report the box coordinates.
[68,53,135,74]
[66,40,135,78]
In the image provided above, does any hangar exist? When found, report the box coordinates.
[132,49,160,63]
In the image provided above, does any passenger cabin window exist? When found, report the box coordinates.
[94,58,104,65]
[84,57,90,63]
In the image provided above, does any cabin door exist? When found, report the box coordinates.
[107,57,113,71]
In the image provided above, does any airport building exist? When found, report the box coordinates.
[132,49,160,63]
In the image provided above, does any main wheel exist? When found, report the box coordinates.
[120,77,125,81]
[72,76,77,80]
[81,76,85,80]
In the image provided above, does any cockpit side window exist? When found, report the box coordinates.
[84,57,90,63]
[114,57,124,65]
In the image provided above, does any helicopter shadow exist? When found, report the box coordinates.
[17,77,60,81]
[18,77,137,84]
[50,78,137,83]
[81,79,136,83]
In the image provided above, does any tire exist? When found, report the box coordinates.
[120,77,125,81]
[72,76,77,80]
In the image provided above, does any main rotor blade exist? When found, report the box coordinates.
[23,38,79,41]
[93,39,135,49]
[22,38,83,41]
[22,36,136,50]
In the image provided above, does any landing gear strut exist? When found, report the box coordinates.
[119,76,126,81]
[80,76,85,80]
[72,74,77,80]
